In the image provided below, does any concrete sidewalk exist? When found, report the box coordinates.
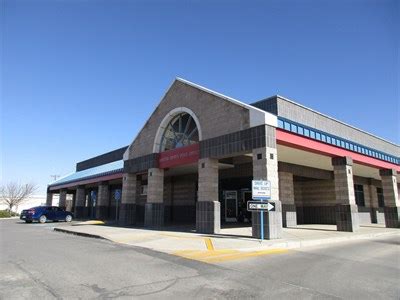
[54,223,399,262]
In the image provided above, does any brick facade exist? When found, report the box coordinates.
[332,157,359,232]
[127,80,251,159]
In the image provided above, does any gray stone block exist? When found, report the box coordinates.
[144,203,164,228]
[282,204,297,227]
[74,206,86,219]
[119,203,136,226]
[252,200,283,239]
[383,206,400,228]
[335,204,359,232]
[196,201,220,234]
[96,206,109,221]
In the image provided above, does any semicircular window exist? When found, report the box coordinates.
[160,113,199,151]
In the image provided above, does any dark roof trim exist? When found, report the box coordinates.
[76,146,128,171]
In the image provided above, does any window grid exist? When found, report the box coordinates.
[277,117,399,165]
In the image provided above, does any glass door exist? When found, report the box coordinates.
[224,190,238,222]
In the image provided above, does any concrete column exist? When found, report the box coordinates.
[96,182,109,220]
[46,192,53,206]
[75,186,86,219]
[196,158,220,234]
[59,189,67,210]
[119,173,137,226]
[332,157,359,232]
[144,168,164,228]
[380,169,400,228]
[279,171,297,227]
[252,147,282,240]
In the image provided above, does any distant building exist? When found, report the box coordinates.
[46,78,400,238]
[0,194,53,213]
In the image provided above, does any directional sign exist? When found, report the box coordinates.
[252,180,271,200]
[247,201,275,212]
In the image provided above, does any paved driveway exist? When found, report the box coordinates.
[1,219,399,299]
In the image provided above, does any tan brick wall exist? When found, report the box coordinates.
[297,180,336,206]
[121,173,137,205]
[97,184,110,206]
[198,158,218,202]
[293,182,303,205]
[279,172,294,205]
[168,174,197,206]
[147,168,164,204]
[381,174,399,207]
[127,80,250,159]
[333,164,356,205]
[252,147,279,200]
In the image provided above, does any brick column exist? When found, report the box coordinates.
[380,169,400,228]
[279,171,297,227]
[196,158,220,234]
[252,147,282,239]
[96,182,109,220]
[59,189,67,210]
[332,157,359,232]
[75,186,86,219]
[46,192,53,206]
[144,168,164,228]
[119,173,137,226]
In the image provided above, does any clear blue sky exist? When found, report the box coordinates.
[1,0,399,195]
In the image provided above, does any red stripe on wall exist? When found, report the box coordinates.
[276,129,400,172]
[49,172,124,191]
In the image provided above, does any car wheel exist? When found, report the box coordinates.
[39,215,47,224]
[65,215,72,222]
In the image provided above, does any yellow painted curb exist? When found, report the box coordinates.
[173,248,288,263]
[205,238,214,251]
[72,220,105,226]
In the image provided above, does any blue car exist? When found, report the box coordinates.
[20,206,73,223]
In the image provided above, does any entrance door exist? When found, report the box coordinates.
[224,191,238,222]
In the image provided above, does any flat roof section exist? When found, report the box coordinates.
[251,95,399,156]
[49,160,124,190]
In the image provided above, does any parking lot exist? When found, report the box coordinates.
[1,219,399,299]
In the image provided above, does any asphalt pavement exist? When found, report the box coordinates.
[1,219,399,299]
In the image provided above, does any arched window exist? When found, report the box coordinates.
[160,112,199,151]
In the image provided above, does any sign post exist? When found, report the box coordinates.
[115,189,121,221]
[251,180,271,241]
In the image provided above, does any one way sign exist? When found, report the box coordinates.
[247,201,275,212]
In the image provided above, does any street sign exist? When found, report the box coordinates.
[252,180,271,200]
[115,189,121,201]
[247,201,275,212]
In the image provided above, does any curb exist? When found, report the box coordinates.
[53,226,399,252]
[241,230,399,252]
[0,217,20,220]
[54,227,110,241]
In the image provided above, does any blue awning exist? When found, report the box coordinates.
[48,160,124,187]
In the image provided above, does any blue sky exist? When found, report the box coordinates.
[1,0,399,195]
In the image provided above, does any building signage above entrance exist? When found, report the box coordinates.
[252,180,271,200]
[159,143,200,169]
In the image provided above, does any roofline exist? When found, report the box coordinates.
[252,94,399,148]
[124,77,277,159]
[176,77,271,116]
[76,146,129,164]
